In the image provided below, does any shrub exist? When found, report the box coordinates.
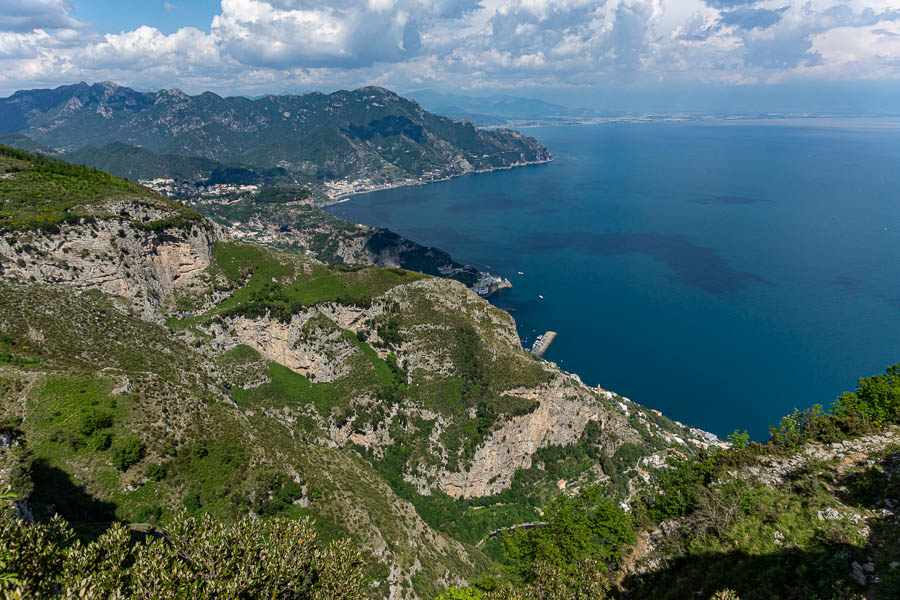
[110,436,143,471]
[0,510,366,599]
[145,463,166,482]
[645,453,716,522]
[277,481,304,504]
[183,493,202,512]
[833,364,900,425]
[133,504,162,523]
[77,410,113,437]
[726,430,750,449]
[88,431,112,451]
[504,486,633,580]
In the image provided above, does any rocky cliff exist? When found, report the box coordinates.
[0,207,215,321]
[1,148,713,599]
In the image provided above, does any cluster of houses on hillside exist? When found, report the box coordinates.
[138,178,259,200]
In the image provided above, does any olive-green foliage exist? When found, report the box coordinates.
[110,435,143,471]
[833,364,900,426]
[0,511,366,599]
[726,430,750,449]
[644,453,716,522]
[0,145,200,233]
[767,364,900,450]
[436,560,613,600]
[145,463,166,482]
[504,486,634,580]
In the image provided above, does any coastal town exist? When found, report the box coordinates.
[322,156,553,201]
[137,178,261,201]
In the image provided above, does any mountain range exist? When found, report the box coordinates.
[0,145,707,598]
[0,82,550,196]
[1,129,899,599]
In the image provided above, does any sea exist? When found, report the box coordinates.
[326,119,900,439]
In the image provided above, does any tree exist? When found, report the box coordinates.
[110,435,143,471]
[0,511,366,599]
[504,486,633,581]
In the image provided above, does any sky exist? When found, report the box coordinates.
[1,0,899,112]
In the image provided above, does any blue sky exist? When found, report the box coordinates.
[1,1,899,112]
[69,1,220,35]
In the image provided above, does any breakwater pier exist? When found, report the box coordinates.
[531,331,557,357]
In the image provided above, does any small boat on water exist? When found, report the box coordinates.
[538,295,544,299]
[517,271,524,275]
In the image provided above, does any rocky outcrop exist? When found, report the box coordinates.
[223,206,512,297]
[216,311,368,383]
[428,372,650,499]
[739,428,900,487]
[625,425,900,584]
[435,377,613,498]
[0,206,216,321]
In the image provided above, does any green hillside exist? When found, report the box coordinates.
[0,152,690,598]
[0,83,551,195]
[0,144,200,233]
[4,151,895,600]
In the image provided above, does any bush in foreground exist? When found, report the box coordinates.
[0,509,366,599]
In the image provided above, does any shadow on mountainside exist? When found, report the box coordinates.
[621,545,870,600]
[621,448,900,600]
[30,458,117,533]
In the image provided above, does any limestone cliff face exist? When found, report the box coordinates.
[434,377,637,499]
[0,206,216,321]
[3,205,691,506]
[212,311,370,383]
[204,275,654,499]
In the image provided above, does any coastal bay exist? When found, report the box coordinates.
[326,119,900,439]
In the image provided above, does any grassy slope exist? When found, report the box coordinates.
[0,144,201,232]
[0,282,486,597]
[0,151,693,598]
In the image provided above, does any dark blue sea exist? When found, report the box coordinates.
[326,119,900,439]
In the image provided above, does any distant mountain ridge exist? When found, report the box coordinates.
[406,89,595,126]
[407,90,569,118]
[0,81,550,196]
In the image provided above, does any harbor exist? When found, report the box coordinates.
[530,331,557,357]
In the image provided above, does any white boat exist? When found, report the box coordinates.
[538,295,544,299]
[517,271,524,275]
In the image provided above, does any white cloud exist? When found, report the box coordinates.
[0,1,83,33]
[1,0,900,97]
[806,19,900,78]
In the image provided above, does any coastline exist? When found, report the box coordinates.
[308,144,731,444]
[318,157,553,207]
[319,158,549,298]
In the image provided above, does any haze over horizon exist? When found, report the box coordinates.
[2,0,900,113]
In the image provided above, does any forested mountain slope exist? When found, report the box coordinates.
[0,82,550,196]
[0,146,706,599]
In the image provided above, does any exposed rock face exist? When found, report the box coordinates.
[435,377,635,498]
[2,197,694,526]
[0,208,216,321]
[217,312,368,383]
[740,429,900,487]
[205,275,652,499]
